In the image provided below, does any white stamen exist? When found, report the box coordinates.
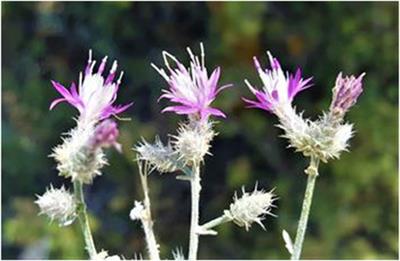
[79,72,83,88]
[90,61,97,74]
[110,61,118,74]
[98,56,108,74]
[151,63,170,82]
[186,47,195,63]
[244,79,257,93]
[117,71,124,85]
[200,42,205,69]
[162,51,179,72]
[88,49,92,64]
[266,51,274,65]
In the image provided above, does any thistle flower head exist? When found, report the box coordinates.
[243,51,312,113]
[152,43,232,121]
[278,108,354,162]
[35,185,77,226]
[172,120,215,165]
[90,119,121,152]
[330,72,365,119]
[52,126,107,184]
[135,137,179,173]
[225,184,276,231]
[50,50,133,125]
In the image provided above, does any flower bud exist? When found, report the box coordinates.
[52,126,107,184]
[35,185,77,226]
[173,120,215,165]
[330,72,365,121]
[225,185,276,231]
[135,137,179,173]
[90,119,121,152]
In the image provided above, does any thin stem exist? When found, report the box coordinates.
[73,180,97,259]
[188,163,201,260]
[138,161,160,261]
[198,214,232,233]
[291,156,320,260]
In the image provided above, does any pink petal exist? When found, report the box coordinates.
[49,98,67,110]
[208,67,221,93]
[242,97,272,112]
[51,80,71,98]
[204,107,226,118]
[216,83,234,95]
[162,105,198,115]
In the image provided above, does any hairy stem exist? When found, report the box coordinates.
[291,156,320,260]
[198,214,232,233]
[73,181,97,259]
[138,161,160,261]
[188,163,201,260]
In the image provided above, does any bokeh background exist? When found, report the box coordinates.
[2,2,398,259]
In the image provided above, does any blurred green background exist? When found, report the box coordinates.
[2,2,398,259]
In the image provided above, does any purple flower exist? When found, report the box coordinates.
[50,50,133,124]
[89,119,121,152]
[243,51,312,113]
[330,72,365,115]
[151,43,232,121]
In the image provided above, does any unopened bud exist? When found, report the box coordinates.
[330,72,365,120]
[225,184,276,231]
[173,120,215,165]
[35,185,77,226]
[90,119,121,152]
[135,137,179,173]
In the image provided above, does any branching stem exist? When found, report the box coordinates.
[138,161,160,261]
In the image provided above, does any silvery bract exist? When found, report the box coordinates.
[35,185,77,226]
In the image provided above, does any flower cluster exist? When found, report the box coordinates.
[50,50,133,126]
[152,43,232,122]
[244,51,365,163]
[39,45,366,260]
[243,52,312,113]
[50,51,131,183]
[137,44,227,172]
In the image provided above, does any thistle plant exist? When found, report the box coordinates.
[36,50,132,259]
[131,43,276,260]
[243,51,365,259]
[150,44,228,260]
[35,45,364,260]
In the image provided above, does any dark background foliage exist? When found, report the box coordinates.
[2,2,398,259]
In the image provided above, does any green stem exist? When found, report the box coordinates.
[73,181,97,259]
[291,156,319,260]
[188,163,201,260]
